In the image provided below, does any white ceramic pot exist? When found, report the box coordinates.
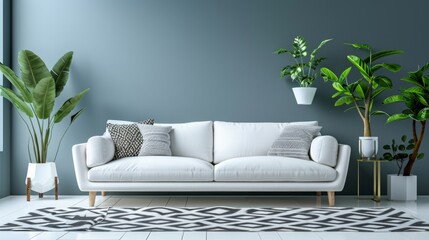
[25,162,59,193]
[359,136,378,159]
[292,87,317,105]
[387,174,417,201]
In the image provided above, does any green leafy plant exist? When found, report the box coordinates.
[382,62,429,176]
[0,50,89,163]
[320,43,403,137]
[275,36,332,87]
[381,135,423,176]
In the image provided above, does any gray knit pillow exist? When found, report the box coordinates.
[107,118,154,159]
[267,125,322,160]
[138,125,172,156]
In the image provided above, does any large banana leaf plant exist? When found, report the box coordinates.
[382,62,429,176]
[0,50,89,163]
[275,36,332,87]
[320,43,403,137]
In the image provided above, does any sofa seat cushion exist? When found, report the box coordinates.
[88,156,214,182]
[214,156,337,182]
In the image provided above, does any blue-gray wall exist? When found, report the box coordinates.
[0,0,11,198]
[10,0,429,195]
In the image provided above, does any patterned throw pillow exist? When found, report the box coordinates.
[107,118,154,159]
[267,125,322,160]
[138,124,172,156]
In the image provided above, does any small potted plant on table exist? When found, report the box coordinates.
[275,36,332,105]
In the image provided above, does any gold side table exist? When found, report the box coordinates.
[357,159,388,202]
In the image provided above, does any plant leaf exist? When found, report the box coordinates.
[54,88,90,123]
[347,55,371,80]
[18,50,51,89]
[354,83,365,98]
[334,96,353,106]
[401,77,423,87]
[0,86,33,117]
[386,113,410,123]
[417,153,424,160]
[371,63,401,73]
[373,76,393,88]
[274,48,288,55]
[33,77,56,119]
[346,43,371,51]
[0,64,33,102]
[401,135,407,142]
[384,95,405,104]
[339,67,352,84]
[371,110,389,116]
[51,51,73,97]
[309,39,332,63]
[320,67,338,82]
[70,108,86,124]
[403,86,425,95]
[364,49,403,63]
[417,107,429,120]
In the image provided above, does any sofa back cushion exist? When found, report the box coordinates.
[213,121,318,164]
[106,120,213,162]
[156,121,213,162]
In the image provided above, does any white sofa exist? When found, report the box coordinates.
[72,121,351,207]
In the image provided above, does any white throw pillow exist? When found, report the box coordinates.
[86,136,115,168]
[310,135,338,167]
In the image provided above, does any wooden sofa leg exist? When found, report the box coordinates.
[89,192,96,207]
[26,178,31,202]
[102,191,106,197]
[328,191,335,207]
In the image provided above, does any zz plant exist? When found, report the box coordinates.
[382,62,429,176]
[275,36,332,87]
[0,50,89,163]
[320,43,403,137]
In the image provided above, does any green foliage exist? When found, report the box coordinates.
[0,50,89,163]
[320,43,403,136]
[383,62,429,123]
[382,61,429,175]
[381,135,422,175]
[275,36,332,87]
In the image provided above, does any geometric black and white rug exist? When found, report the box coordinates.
[1,207,428,232]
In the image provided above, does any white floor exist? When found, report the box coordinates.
[0,194,428,240]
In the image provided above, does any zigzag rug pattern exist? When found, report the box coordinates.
[1,207,428,232]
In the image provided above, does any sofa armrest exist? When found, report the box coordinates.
[72,143,90,191]
[333,144,351,191]
[310,135,338,167]
[86,135,115,168]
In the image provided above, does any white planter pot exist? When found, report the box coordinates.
[359,136,378,159]
[387,174,417,201]
[25,162,59,193]
[292,87,317,105]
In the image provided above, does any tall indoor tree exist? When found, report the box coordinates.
[383,62,429,176]
[320,43,403,137]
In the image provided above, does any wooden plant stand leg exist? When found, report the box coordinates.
[89,192,96,207]
[101,191,106,197]
[26,178,31,202]
[328,191,335,207]
[54,177,58,200]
